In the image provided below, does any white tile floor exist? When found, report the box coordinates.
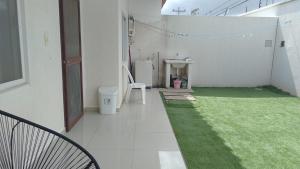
[65,89,187,169]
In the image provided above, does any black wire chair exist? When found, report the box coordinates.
[0,110,100,169]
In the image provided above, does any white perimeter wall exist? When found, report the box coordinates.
[0,0,65,132]
[130,13,278,87]
[246,0,300,96]
[166,16,278,87]
[271,12,300,96]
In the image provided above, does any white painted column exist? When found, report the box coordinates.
[187,64,192,89]
[165,63,170,88]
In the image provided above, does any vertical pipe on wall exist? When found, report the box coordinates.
[157,52,160,87]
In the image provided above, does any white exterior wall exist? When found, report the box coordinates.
[0,0,65,132]
[129,0,168,87]
[80,0,128,109]
[271,12,300,96]
[118,0,129,106]
[129,20,167,87]
[246,0,300,96]
[130,14,277,87]
[166,16,278,87]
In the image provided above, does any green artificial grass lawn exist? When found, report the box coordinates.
[162,87,300,169]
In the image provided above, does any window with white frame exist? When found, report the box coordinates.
[0,0,27,92]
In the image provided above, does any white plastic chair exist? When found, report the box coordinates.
[123,64,146,104]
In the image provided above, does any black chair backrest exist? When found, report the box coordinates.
[0,110,100,169]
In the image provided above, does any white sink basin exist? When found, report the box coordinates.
[171,63,186,69]
[164,59,194,69]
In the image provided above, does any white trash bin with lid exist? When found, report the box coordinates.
[98,87,118,114]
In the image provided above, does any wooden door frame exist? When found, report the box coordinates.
[59,0,84,132]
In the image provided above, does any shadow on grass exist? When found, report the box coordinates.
[166,106,245,169]
[191,86,292,98]
[161,93,245,169]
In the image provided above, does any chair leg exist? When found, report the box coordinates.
[126,86,132,103]
[141,87,146,104]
